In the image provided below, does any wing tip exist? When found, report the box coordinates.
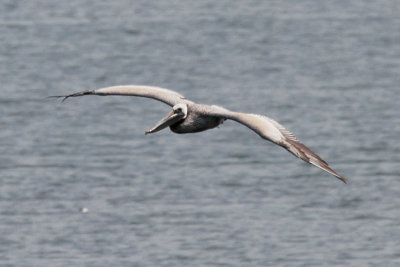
[312,161,348,184]
[48,90,95,102]
[283,139,347,184]
[336,174,348,184]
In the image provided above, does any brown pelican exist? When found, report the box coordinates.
[52,85,347,183]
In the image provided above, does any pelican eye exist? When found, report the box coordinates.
[175,107,182,113]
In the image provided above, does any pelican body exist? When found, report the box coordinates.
[52,85,347,183]
[150,104,226,134]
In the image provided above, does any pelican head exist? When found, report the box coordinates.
[145,103,188,135]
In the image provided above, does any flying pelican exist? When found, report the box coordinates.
[52,85,347,183]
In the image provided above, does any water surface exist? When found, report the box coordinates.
[1,1,400,266]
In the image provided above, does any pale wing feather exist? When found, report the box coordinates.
[52,85,189,106]
[206,106,347,183]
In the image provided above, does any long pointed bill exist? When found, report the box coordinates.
[145,110,184,135]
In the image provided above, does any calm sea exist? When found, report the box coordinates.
[1,1,399,266]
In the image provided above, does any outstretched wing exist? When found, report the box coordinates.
[205,105,347,183]
[50,85,190,106]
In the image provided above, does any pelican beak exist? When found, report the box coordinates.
[145,110,184,135]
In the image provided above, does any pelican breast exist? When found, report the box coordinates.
[170,107,224,134]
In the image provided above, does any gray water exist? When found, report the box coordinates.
[1,1,400,266]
